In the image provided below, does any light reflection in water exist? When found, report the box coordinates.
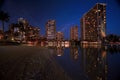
[48,45,120,80]
[81,47,107,80]
[56,47,64,56]
[70,46,79,61]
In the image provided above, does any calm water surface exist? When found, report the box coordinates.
[49,46,120,80]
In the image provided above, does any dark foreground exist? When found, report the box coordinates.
[0,46,71,80]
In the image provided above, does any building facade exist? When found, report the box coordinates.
[0,30,3,40]
[8,18,40,43]
[46,20,56,41]
[70,25,79,41]
[81,3,106,43]
[56,31,64,41]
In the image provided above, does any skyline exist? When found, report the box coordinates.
[0,0,120,39]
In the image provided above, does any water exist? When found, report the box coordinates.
[0,45,120,80]
[49,46,120,80]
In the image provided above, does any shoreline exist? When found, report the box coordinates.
[0,46,71,80]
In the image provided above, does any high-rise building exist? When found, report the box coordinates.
[81,3,106,43]
[26,26,40,42]
[18,18,29,42]
[56,31,64,41]
[46,20,56,40]
[70,25,78,41]
[7,18,40,43]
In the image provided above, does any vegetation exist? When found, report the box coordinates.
[0,11,9,32]
[105,34,120,42]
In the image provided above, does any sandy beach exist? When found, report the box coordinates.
[0,46,71,80]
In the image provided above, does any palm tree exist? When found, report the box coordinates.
[0,11,9,32]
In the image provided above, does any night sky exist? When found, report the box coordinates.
[0,0,120,39]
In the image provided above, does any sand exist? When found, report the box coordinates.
[0,46,71,80]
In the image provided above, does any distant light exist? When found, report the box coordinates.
[57,54,62,56]
[65,42,70,47]
[11,37,14,41]
[98,10,101,12]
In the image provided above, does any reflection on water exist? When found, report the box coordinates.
[48,46,120,80]
[70,46,79,61]
[81,47,107,80]
[56,47,64,56]
[107,45,120,54]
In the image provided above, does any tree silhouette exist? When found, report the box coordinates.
[0,0,5,9]
[0,11,9,32]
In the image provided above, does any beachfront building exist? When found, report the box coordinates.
[56,31,64,41]
[46,20,56,46]
[70,25,79,45]
[46,20,56,40]
[8,23,21,41]
[8,18,40,43]
[18,18,29,43]
[26,25,40,43]
[70,25,79,41]
[81,3,106,45]
[56,31,64,47]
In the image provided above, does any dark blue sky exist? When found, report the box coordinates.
[0,0,120,39]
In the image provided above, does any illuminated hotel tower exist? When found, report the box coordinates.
[70,25,79,41]
[46,20,56,40]
[81,3,106,43]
